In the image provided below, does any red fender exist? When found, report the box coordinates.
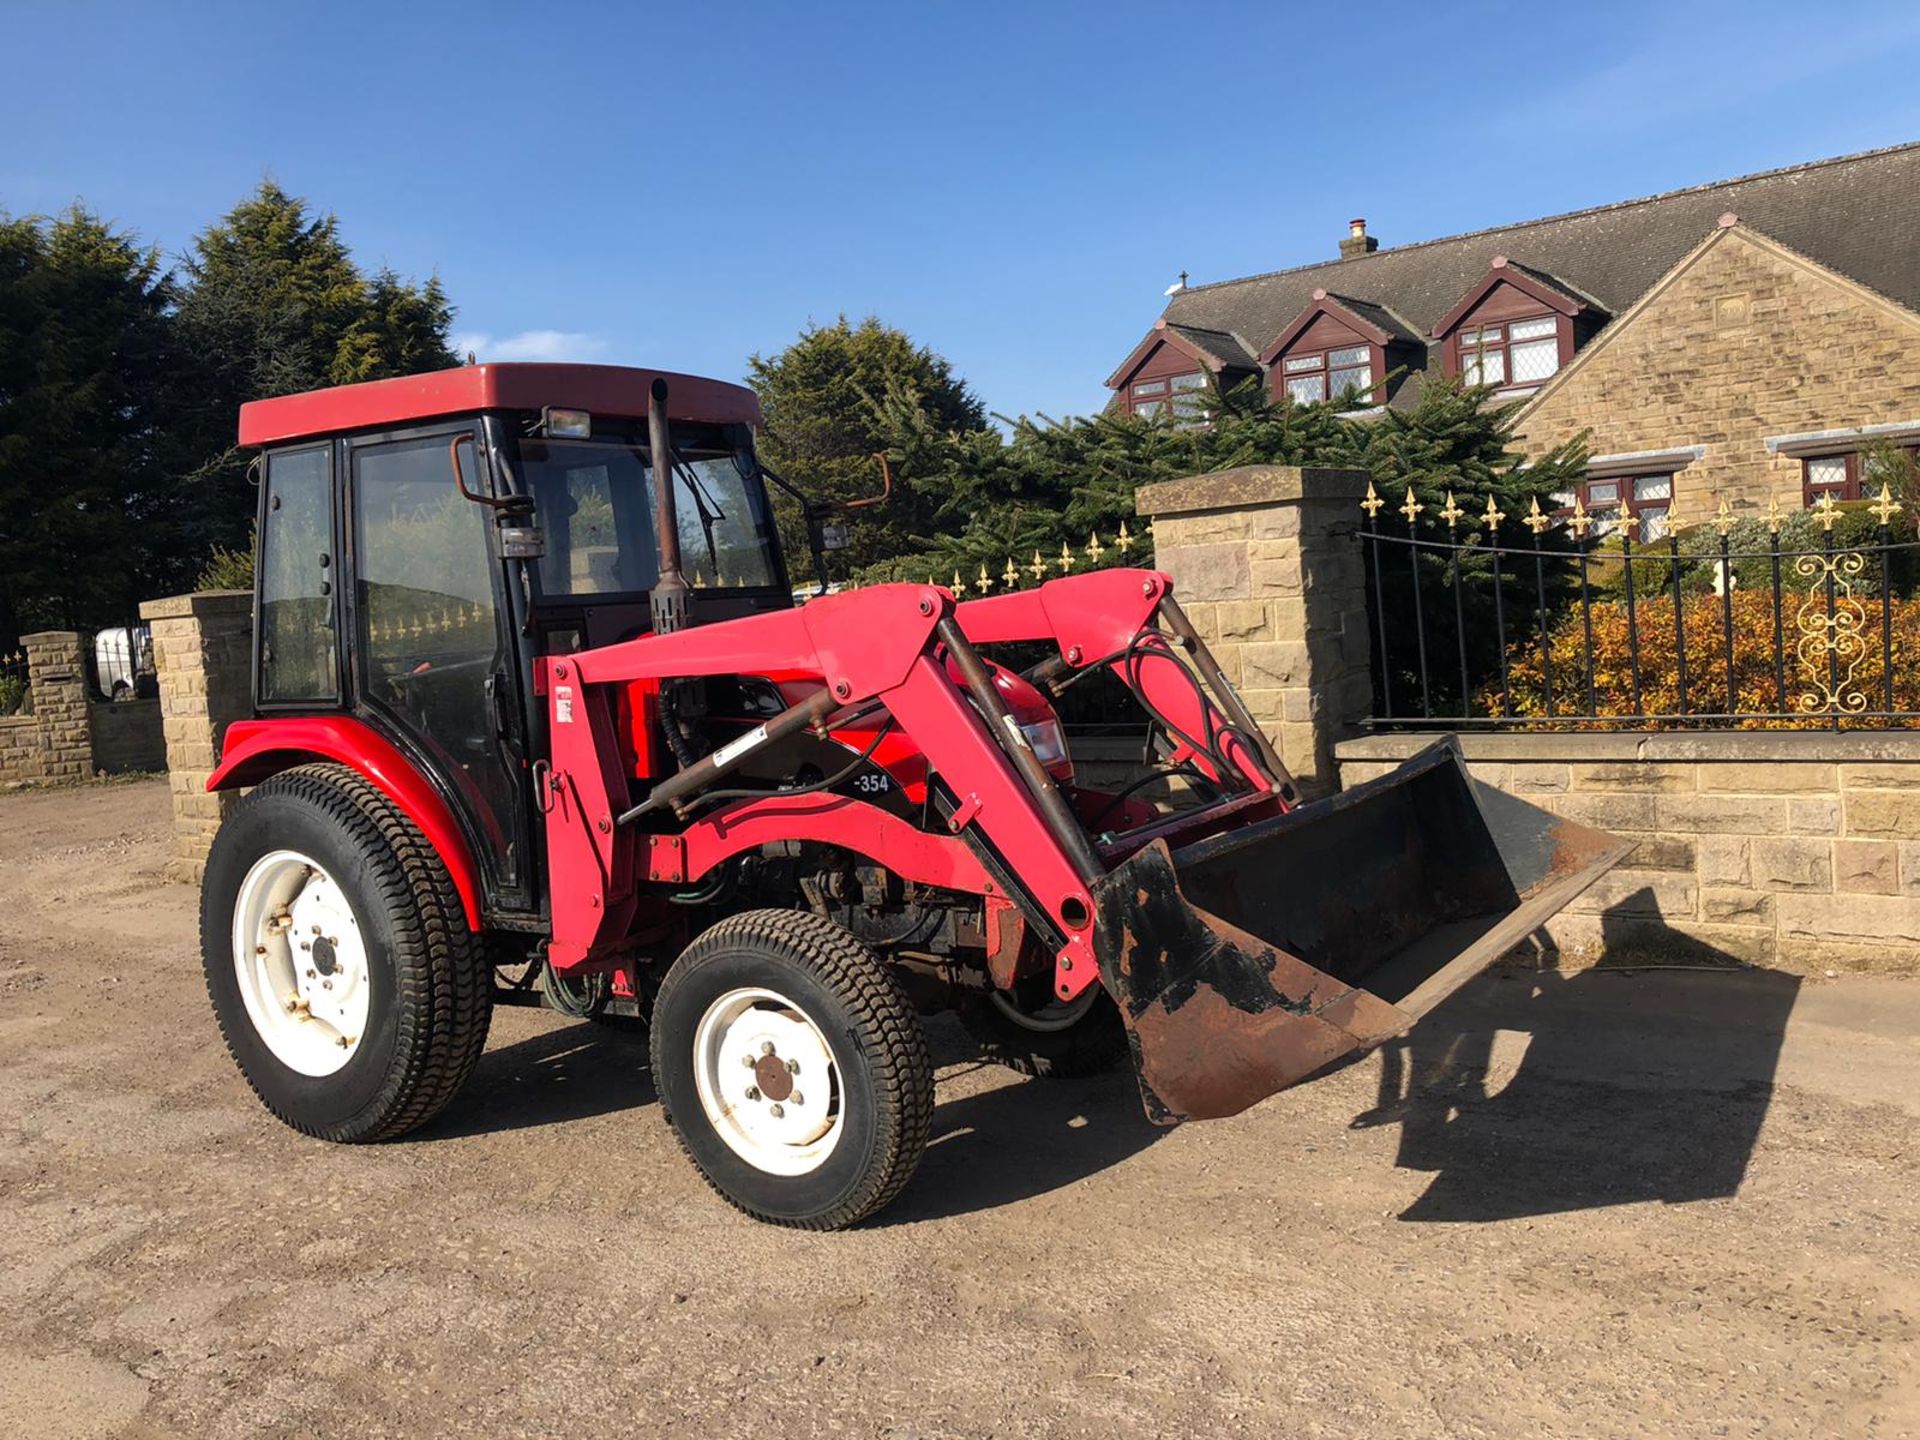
[206,716,485,930]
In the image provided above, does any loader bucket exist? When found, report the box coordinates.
[1091,739,1631,1125]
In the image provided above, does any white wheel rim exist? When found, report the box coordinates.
[690,986,844,1176]
[231,850,371,1078]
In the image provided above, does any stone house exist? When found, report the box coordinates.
[1106,143,1920,534]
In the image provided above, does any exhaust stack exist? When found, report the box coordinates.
[648,377,691,634]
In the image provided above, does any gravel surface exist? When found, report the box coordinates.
[1,778,1916,1438]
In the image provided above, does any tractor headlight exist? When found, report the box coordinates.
[1020,718,1069,768]
[542,406,592,439]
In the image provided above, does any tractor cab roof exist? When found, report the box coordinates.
[237,363,762,448]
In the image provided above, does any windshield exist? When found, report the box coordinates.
[512,434,781,599]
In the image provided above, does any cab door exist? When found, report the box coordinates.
[346,425,534,915]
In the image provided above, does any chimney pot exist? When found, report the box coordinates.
[1339,218,1379,261]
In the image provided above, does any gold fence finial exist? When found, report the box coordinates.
[1361,480,1384,519]
[1058,540,1073,573]
[1615,499,1639,541]
[1086,531,1104,562]
[1813,490,1840,532]
[1003,557,1019,588]
[1766,494,1784,535]
[952,568,963,592]
[1524,495,1550,536]
[1570,494,1593,539]
[1030,550,1046,580]
[1713,496,1736,537]
[1482,493,1505,530]
[977,564,992,595]
[1871,481,1904,528]
[1117,520,1133,548]
[1399,486,1424,525]
[1440,490,1464,527]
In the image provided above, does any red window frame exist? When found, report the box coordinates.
[1129,372,1208,422]
[1554,474,1674,541]
[1277,343,1375,407]
[1455,314,1562,389]
[1802,454,1860,505]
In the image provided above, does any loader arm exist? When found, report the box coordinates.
[542,583,1104,992]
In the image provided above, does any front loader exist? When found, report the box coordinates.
[201,362,1627,1228]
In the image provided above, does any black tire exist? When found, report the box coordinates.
[649,909,932,1230]
[200,763,492,1142]
[957,981,1130,1079]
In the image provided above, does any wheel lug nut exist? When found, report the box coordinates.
[790,1092,804,1106]
[305,969,317,980]
[745,1087,760,1102]
[760,1041,775,1056]
[741,1055,755,1069]
[786,1058,800,1075]
[768,1103,785,1119]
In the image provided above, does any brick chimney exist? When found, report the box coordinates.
[1339,217,1378,260]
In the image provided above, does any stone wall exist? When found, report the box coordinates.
[88,698,167,774]
[0,715,38,782]
[1337,731,1920,974]
[0,631,166,787]
[141,591,255,882]
[1513,222,1920,528]
[1137,466,1374,797]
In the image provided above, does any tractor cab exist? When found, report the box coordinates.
[239,364,794,919]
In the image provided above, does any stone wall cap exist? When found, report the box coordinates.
[17,630,81,646]
[140,590,253,621]
[1335,728,1920,764]
[1136,464,1373,518]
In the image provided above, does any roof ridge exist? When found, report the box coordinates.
[1174,139,1920,299]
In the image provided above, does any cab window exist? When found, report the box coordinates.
[258,445,338,703]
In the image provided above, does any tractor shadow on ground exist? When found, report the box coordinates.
[1348,890,1802,1222]
[872,1016,1163,1225]
[420,1014,656,1140]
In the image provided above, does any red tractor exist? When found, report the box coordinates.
[201,363,1625,1228]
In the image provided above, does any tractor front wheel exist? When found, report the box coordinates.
[201,764,492,1142]
[650,910,932,1230]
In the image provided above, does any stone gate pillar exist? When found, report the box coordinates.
[1136,466,1375,798]
[141,591,254,882]
[20,630,94,782]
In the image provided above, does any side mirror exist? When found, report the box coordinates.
[819,521,850,552]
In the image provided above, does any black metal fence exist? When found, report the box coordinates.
[1358,481,1920,730]
[0,647,27,717]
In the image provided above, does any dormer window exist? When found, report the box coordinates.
[1130,372,1208,421]
[1459,316,1561,386]
[1282,345,1373,404]
[1107,319,1258,423]
[1260,291,1419,414]
[1433,258,1599,394]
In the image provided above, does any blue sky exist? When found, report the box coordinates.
[6,1,1920,421]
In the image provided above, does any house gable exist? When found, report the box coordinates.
[1513,220,1920,523]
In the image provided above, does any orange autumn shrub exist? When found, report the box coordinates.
[1484,588,1920,728]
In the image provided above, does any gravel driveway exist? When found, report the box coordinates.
[1,779,1916,1438]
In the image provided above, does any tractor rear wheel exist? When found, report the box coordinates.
[201,763,492,1142]
[650,910,932,1230]
[957,979,1130,1079]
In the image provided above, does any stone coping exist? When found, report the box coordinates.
[1335,728,1920,764]
[1135,465,1371,518]
[141,590,252,621]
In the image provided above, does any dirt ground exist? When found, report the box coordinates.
[0,779,1916,1439]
